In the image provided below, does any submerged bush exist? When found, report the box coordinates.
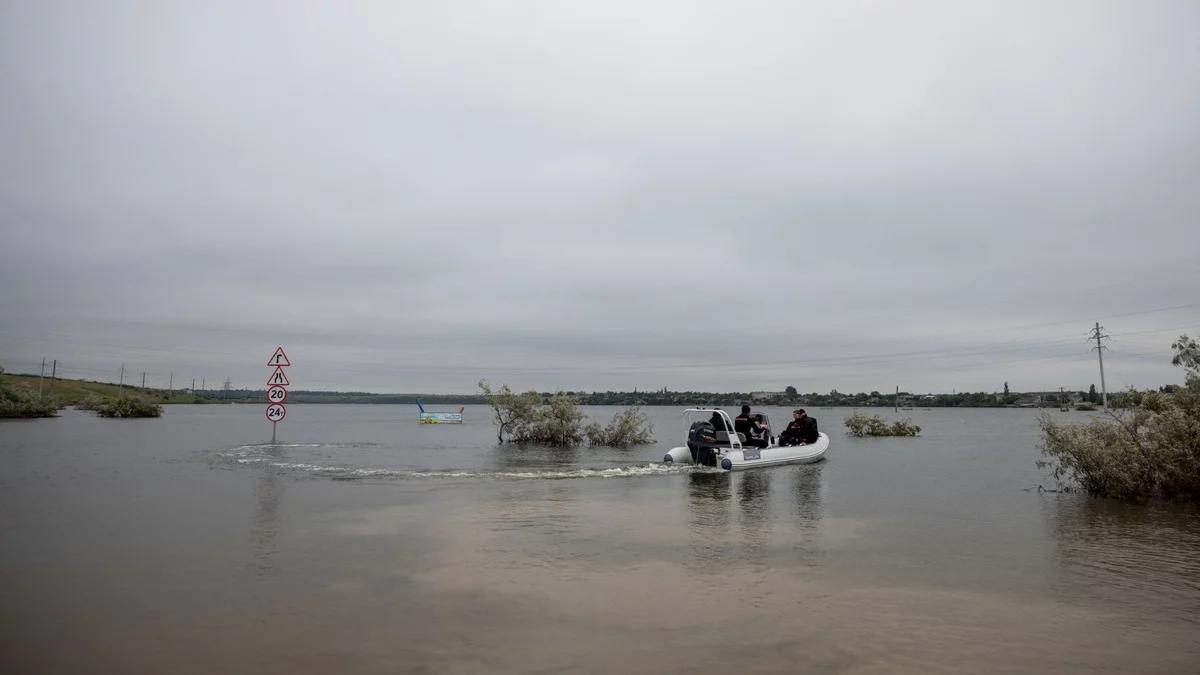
[1038,335,1200,501]
[843,412,921,437]
[584,407,654,448]
[75,396,103,411]
[523,393,587,446]
[480,381,654,447]
[0,393,59,418]
[1038,390,1200,501]
[0,370,59,418]
[91,397,163,418]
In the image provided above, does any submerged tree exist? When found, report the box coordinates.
[478,380,541,443]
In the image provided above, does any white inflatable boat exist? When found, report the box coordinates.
[663,408,829,471]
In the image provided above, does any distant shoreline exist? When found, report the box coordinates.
[4,373,1125,409]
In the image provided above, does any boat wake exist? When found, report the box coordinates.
[215,444,712,481]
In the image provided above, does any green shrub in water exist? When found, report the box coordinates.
[584,407,655,448]
[92,396,163,418]
[1038,335,1200,501]
[843,412,921,437]
[1038,390,1200,501]
[480,381,654,447]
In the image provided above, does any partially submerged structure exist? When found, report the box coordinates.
[417,400,464,424]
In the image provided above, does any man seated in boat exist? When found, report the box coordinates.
[750,414,772,447]
[734,405,770,448]
[780,409,819,446]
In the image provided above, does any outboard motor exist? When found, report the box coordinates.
[687,420,721,467]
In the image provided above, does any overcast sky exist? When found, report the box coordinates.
[2,1,1198,394]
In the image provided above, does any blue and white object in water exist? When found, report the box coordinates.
[417,400,464,424]
[662,407,829,471]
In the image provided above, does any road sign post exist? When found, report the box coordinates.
[265,347,291,443]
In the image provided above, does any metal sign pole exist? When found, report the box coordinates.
[272,420,277,444]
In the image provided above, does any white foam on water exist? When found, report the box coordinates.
[270,461,703,480]
[214,442,720,481]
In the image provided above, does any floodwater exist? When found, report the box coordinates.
[1,405,1198,674]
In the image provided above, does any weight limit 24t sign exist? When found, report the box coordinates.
[265,347,291,440]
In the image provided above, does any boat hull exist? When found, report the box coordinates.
[663,433,829,471]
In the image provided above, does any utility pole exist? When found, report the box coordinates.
[50,360,56,391]
[894,385,899,412]
[169,372,173,391]
[119,364,125,393]
[141,371,146,389]
[201,378,205,392]
[191,378,195,392]
[38,356,46,397]
[1090,322,1110,411]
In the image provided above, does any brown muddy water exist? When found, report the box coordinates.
[2,405,1198,674]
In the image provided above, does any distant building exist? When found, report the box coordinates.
[750,391,777,400]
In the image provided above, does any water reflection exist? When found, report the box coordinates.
[789,464,824,566]
[791,464,823,524]
[1044,494,1200,623]
[684,466,827,574]
[736,472,773,591]
[490,443,581,472]
[687,472,732,507]
[737,471,772,525]
[252,444,284,577]
[685,472,733,570]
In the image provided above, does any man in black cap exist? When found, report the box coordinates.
[734,404,769,448]
[780,409,818,446]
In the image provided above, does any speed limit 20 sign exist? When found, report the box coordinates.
[267,385,287,403]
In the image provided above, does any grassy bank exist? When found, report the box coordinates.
[2,373,206,406]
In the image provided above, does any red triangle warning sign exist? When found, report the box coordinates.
[267,347,291,367]
[267,367,290,386]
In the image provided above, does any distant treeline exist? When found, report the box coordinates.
[571,389,1144,408]
[197,386,1173,408]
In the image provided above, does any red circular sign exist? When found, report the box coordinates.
[265,403,287,422]
[267,385,288,403]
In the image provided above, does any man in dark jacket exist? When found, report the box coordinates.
[734,405,769,448]
[780,409,819,446]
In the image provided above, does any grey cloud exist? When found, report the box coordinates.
[2,0,1198,394]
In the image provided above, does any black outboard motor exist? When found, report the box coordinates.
[687,420,721,467]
